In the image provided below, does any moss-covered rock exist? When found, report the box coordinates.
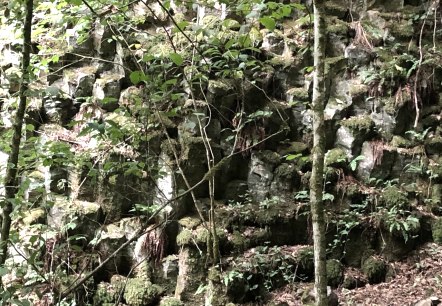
[286,88,309,103]
[340,115,374,132]
[277,141,308,156]
[326,259,344,288]
[23,208,46,225]
[176,229,193,246]
[432,217,442,244]
[296,246,314,279]
[391,135,415,148]
[159,296,184,306]
[178,216,202,229]
[123,278,163,306]
[362,256,386,284]
[325,148,348,168]
[381,185,408,209]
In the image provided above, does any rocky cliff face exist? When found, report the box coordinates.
[0,0,442,305]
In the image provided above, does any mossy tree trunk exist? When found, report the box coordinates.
[310,1,328,305]
[0,0,34,265]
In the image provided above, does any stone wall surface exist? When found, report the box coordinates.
[1,0,442,305]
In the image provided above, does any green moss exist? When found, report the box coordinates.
[160,139,179,158]
[382,186,408,209]
[278,141,308,156]
[345,184,360,198]
[257,150,281,164]
[349,83,369,97]
[432,218,442,244]
[326,16,348,35]
[159,297,184,306]
[341,115,374,132]
[326,259,344,288]
[362,256,386,284]
[208,80,234,95]
[325,56,347,75]
[286,87,309,102]
[274,163,297,178]
[23,208,46,225]
[94,282,115,304]
[176,229,193,246]
[388,18,414,38]
[178,216,202,229]
[296,247,314,278]
[230,231,247,250]
[194,227,210,244]
[325,148,348,168]
[391,136,415,148]
[123,278,163,306]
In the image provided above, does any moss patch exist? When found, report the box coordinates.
[341,115,374,132]
[325,148,348,168]
[159,297,184,306]
[381,185,408,209]
[327,259,344,288]
[123,278,163,306]
[432,217,442,244]
[178,216,202,229]
[362,256,386,284]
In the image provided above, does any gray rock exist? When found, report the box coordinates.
[224,180,248,203]
[63,66,96,102]
[92,75,122,111]
[345,44,373,67]
[47,195,102,239]
[335,126,356,157]
[415,296,440,306]
[261,32,285,55]
[95,223,129,276]
[92,21,116,58]
[65,27,94,56]
[247,151,279,202]
[356,141,396,182]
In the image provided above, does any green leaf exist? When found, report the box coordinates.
[225,39,236,49]
[170,53,184,66]
[173,21,189,33]
[0,267,8,276]
[67,0,82,5]
[286,153,301,161]
[130,71,147,85]
[259,17,276,31]
[222,18,240,29]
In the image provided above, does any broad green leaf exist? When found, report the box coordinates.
[173,21,189,33]
[225,39,236,49]
[259,16,276,31]
[286,153,301,161]
[67,0,82,5]
[130,71,147,85]
[170,53,183,66]
[222,18,240,29]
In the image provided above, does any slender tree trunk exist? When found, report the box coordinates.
[310,1,327,305]
[0,0,34,265]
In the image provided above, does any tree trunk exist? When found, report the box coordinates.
[310,1,328,305]
[0,0,34,265]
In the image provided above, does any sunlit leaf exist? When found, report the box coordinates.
[259,16,276,31]
[170,52,183,66]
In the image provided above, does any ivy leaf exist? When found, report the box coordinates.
[259,16,276,31]
[170,53,183,66]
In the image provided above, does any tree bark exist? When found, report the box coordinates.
[310,1,328,305]
[0,0,34,265]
